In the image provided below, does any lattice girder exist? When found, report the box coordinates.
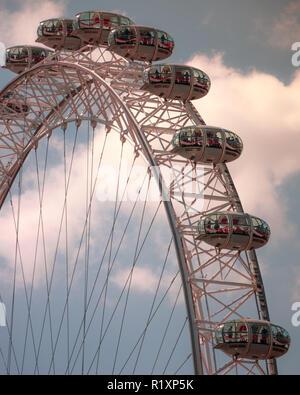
[0,46,277,375]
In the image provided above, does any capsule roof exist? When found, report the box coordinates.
[4,45,54,74]
[214,319,290,360]
[36,18,81,50]
[73,11,135,45]
[108,25,174,62]
[172,125,243,163]
[142,64,210,101]
[197,212,270,250]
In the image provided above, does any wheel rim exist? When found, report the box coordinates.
[0,46,277,375]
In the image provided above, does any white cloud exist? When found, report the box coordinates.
[111,9,134,20]
[0,127,123,288]
[111,266,159,294]
[111,264,184,307]
[187,52,300,242]
[0,126,174,291]
[0,0,68,48]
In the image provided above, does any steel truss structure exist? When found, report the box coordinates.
[0,45,277,375]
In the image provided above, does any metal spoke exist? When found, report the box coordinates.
[0,39,279,376]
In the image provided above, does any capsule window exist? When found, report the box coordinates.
[103,14,119,30]
[193,69,206,88]
[225,131,241,149]
[172,133,180,147]
[204,74,210,84]
[206,130,222,149]
[31,48,47,63]
[215,326,224,344]
[204,214,221,233]
[66,21,74,36]
[271,325,290,349]
[149,65,172,84]
[179,127,202,146]
[193,128,203,145]
[179,129,191,145]
[232,215,250,236]
[37,25,43,37]
[78,12,100,29]
[175,69,190,85]
[252,217,261,227]
[157,31,174,50]
[139,29,155,46]
[251,324,270,345]
[115,26,136,45]
[198,218,206,235]
[206,214,229,234]
[218,214,229,233]
[7,47,28,63]
[120,16,133,26]
[42,20,63,36]
[252,217,270,239]
[223,322,249,344]
[223,322,237,343]
[235,322,248,343]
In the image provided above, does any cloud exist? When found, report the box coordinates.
[187,52,300,242]
[254,0,300,49]
[111,9,135,21]
[0,0,68,48]
[111,266,159,295]
[0,128,101,287]
[110,264,184,307]
[0,127,139,288]
[0,125,176,292]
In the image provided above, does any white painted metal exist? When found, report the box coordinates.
[0,45,277,375]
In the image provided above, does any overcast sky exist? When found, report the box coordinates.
[0,0,299,375]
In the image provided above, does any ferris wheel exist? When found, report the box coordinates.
[0,11,290,375]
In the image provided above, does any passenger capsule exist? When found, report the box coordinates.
[108,26,174,62]
[73,11,134,45]
[142,64,210,101]
[197,212,270,250]
[214,319,290,360]
[4,46,54,74]
[0,91,29,116]
[172,125,243,163]
[36,18,81,50]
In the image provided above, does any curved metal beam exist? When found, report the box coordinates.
[185,100,278,376]
[0,61,204,375]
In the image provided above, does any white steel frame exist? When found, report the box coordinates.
[0,45,277,375]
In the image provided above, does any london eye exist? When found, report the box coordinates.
[0,10,290,375]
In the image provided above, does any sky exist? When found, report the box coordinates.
[0,0,299,375]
